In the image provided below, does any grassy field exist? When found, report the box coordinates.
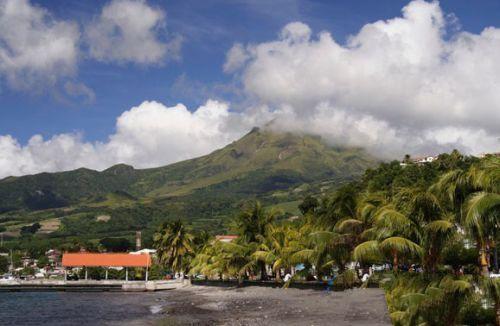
[38,218,61,234]
[267,200,302,215]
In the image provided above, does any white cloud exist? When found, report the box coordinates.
[0,100,247,178]
[64,81,96,104]
[0,0,79,90]
[2,0,500,179]
[226,0,500,156]
[105,100,239,167]
[85,0,179,64]
[0,0,181,94]
[280,21,311,43]
[223,43,250,73]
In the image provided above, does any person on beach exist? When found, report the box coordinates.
[325,274,336,292]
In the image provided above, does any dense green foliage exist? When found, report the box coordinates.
[0,255,8,274]
[164,152,499,326]
[153,220,194,273]
[19,222,41,236]
[99,237,132,252]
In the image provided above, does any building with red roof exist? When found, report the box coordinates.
[62,253,151,281]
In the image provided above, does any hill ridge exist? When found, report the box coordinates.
[0,128,378,213]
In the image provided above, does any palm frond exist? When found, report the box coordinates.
[335,219,363,233]
[424,220,454,234]
[465,191,500,238]
[375,208,411,233]
[353,240,380,261]
[380,237,423,257]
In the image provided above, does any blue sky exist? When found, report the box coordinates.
[2,0,499,143]
[0,0,499,177]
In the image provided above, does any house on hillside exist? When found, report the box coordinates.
[418,156,437,164]
[400,155,438,166]
[478,152,500,158]
[215,235,238,243]
[45,249,62,267]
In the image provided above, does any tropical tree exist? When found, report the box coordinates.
[190,244,217,278]
[253,224,301,281]
[434,158,499,275]
[233,201,278,243]
[298,195,319,215]
[191,238,259,284]
[354,206,423,271]
[481,277,500,326]
[389,275,473,326]
[401,189,456,274]
[232,201,279,280]
[465,192,500,275]
[215,241,257,284]
[318,184,359,226]
[153,220,194,274]
[294,230,351,278]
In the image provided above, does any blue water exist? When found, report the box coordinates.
[0,292,164,325]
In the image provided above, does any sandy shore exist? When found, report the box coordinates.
[140,285,391,326]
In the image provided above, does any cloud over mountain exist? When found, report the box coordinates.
[226,0,500,156]
[0,100,247,178]
[0,0,499,179]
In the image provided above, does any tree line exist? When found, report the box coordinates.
[153,151,499,325]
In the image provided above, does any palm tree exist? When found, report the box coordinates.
[213,241,256,285]
[253,224,301,282]
[354,206,423,271]
[153,220,194,274]
[234,201,277,243]
[294,230,351,278]
[404,190,456,274]
[233,201,279,280]
[319,184,359,227]
[433,158,499,275]
[390,276,473,325]
[465,192,500,275]
[481,277,500,326]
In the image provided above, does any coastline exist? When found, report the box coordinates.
[0,279,183,292]
[150,285,391,326]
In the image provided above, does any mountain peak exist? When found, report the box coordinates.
[103,164,135,175]
[0,128,378,213]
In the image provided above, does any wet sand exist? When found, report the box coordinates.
[150,285,391,326]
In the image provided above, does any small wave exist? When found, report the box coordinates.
[149,305,163,314]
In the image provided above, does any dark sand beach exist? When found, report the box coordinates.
[0,285,390,325]
[146,285,391,326]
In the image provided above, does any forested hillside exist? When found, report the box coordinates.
[0,128,377,248]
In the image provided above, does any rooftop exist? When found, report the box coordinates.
[62,253,151,268]
[215,235,238,242]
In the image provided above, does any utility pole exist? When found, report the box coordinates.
[9,249,13,272]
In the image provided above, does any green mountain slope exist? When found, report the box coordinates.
[134,127,376,197]
[0,128,378,240]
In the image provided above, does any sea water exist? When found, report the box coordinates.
[0,292,165,325]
